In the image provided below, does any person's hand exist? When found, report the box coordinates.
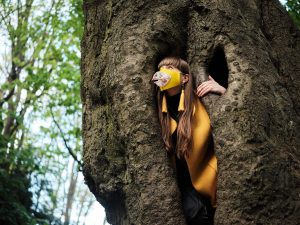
[196,75,226,97]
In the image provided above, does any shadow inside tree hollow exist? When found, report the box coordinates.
[207,46,229,89]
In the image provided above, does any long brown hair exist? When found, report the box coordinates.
[155,57,195,158]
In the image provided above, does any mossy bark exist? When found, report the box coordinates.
[81,0,300,224]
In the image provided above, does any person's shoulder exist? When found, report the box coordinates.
[193,96,205,110]
[192,96,210,121]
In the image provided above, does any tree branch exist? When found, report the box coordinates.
[50,107,83,169]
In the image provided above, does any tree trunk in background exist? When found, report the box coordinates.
[64,160,78,225]
[81,0,300,224]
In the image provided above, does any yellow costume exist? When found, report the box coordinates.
[169,98,217,208]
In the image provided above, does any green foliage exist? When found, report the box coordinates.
[0,0,92,224]
[0,168,34,225]
[286,0,300,28]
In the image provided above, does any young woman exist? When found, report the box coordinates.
[151,57,226,225]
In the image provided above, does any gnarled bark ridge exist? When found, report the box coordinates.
[81,0,300,224]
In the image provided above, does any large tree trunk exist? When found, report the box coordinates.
[80,0,300,225]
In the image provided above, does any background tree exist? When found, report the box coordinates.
[81,0,300,225]
[286,0,300,27]
[0,0,101,224]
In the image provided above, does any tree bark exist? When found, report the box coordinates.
[81,0,300,225]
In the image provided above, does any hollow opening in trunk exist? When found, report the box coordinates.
[154,39,187,71]
[207,46,229,89]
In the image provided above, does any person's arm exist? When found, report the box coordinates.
[196,75,226,97]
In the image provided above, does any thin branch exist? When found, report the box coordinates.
[82,200,95,225]
[50,107,83,169]
[0,86,15,107]
[0,4,21,23]
[76,189,89,225]
[25,0,62,68]
[0,7,13,34]
[8,89,46,138]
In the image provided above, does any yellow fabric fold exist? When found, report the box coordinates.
[170,99,217,208]
[178,88,185,112]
